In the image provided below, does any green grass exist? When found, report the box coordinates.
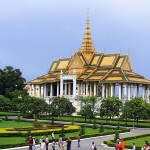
[0,111,19,116]
[0,127,117,145]
[125,136,150,147]
[0,120,33,128]
[49,116,150,127]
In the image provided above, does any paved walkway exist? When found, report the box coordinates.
[3,128,150,150]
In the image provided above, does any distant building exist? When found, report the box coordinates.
[26,17,150,111]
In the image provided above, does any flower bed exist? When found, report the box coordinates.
[0,125,80,137]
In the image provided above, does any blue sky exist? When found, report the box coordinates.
[0,0,150,81]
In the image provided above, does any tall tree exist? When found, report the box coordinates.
[122,97,150,123]
[50,96,76,116]
[99,97,122,120]
[79,96,99,121]
[0,66,26,97]
[0,95,12,111]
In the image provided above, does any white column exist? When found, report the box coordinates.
[124,84,128,101]
[57,82,59,96]
[32,84,34,96]
[111,84,114,97]
[38,85,41,97]
[80,83,83,95]
[78,82,80,96]
[50,83,53,97]
[102,84,105,98]
[86,82,89,96]
[90,82,92,96]
[65,83,67,95]
[60,76,63,96]
[142,84,145,99]
[106,84,108,98]
[41,85,44,97]
[44,84,47,97]
[73,77,76,97]
[147,85,150,102]
[128,84,131,100]
[119,83,122,99]
[94,82,96,96]
[133,84,137,98]
[68,83,71,95]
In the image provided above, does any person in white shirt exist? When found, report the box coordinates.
[132,143,136,150]
[32,137,36,150]
[40,140,45,150]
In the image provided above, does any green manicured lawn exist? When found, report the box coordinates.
[0,111,19,116]
[0,120,33,128]
[50,116,150,127]
[125,136,150,147]
[0,127,117,145]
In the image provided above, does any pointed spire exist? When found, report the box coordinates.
[79,17,96,53]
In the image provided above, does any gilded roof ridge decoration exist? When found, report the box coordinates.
[49,60,58,73]
[84,68,97,80]
[121,70,129,82]
[99,69,113,82]
[112,53,120,68]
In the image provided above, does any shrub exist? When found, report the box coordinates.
[99,123,104,133]
[114,131,120,142]
[80,124,85,135]
[33,121,43,128]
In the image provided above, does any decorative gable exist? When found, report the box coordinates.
[121,56,132,71]
[69,53,83,69]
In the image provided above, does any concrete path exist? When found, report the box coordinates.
[2,128,150,150]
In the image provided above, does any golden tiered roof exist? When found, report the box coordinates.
[27,18,150,85]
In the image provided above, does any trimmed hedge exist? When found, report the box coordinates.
[104,133,150,150]
[0,125,80,137]
[35,116,150,128]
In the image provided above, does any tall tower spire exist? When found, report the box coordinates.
[79,17,96,64]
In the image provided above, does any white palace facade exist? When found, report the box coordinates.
[27,18,150,111]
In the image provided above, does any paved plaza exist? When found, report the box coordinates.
[3,128,150,150]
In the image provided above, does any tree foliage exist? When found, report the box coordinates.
[79,96,99,121]
[0,66,26,98]
[49,96,76,116]
[122,97,150,122]
[99,97,122,119]
[0,95,12,111]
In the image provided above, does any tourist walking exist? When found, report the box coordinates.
[77,134,81,148]
[66,137,72,150]
[45,135,49,150]
[28,136,33,150]
[39,136,43,146]
[91,141,97,150]
[58,135,62,150]
[132,143,136,150]
[52,139,56,150]
[39,139,45,150]
[32,137,36,150]
[121,139,125,150]
[51,132,55,140]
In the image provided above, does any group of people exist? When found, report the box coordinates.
[28,133,81,150]
[141,141,150,150]
[115,139,125,150]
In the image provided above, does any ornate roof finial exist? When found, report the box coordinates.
[79,15,96,53]
[87,8,89,19]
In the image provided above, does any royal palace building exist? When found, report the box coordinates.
[27,18,150,111]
